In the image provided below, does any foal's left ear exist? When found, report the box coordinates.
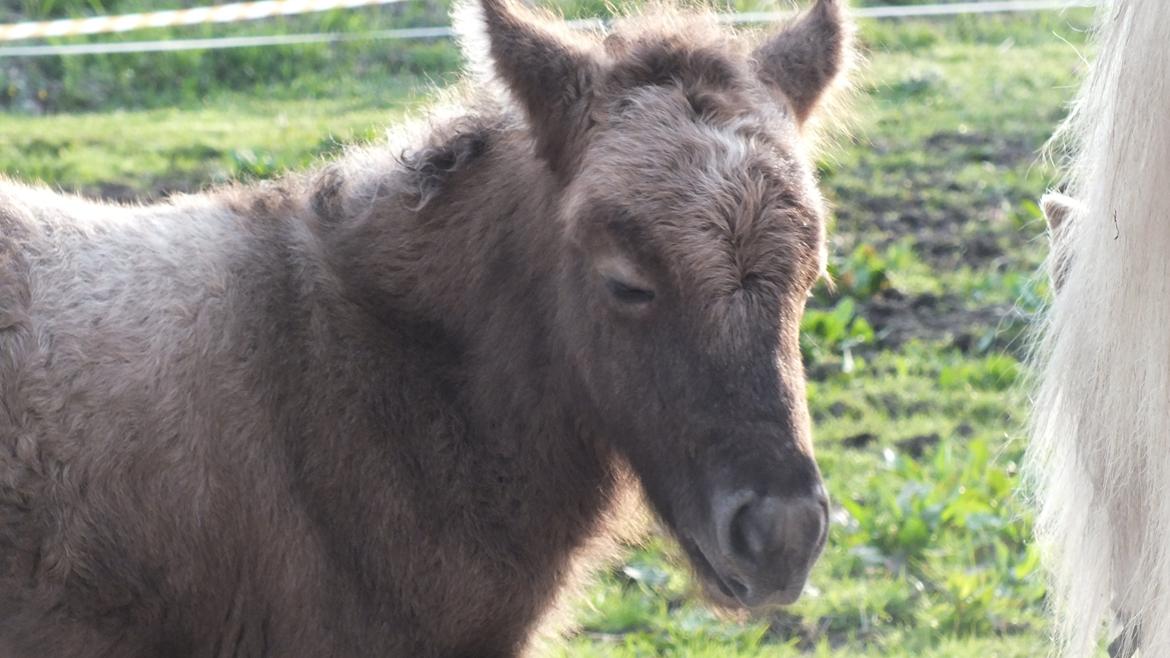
[752,0,853,125]
[457,0,600,178]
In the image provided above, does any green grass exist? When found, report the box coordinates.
[0,79,425,194]
[0,4,1097,656]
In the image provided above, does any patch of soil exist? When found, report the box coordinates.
[895,432,940,459]
[767,609,850,652]
[923,131,1039,166]
[88,183,140,202]
[833,197,1015,272]
[767,608,889,653]
[857,289,1021,352]
[828,129,1047,271]
[841,432,878,450]
[81,180,198,204]
[838,432,941,458]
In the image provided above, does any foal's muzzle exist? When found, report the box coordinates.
[698,485,829,608]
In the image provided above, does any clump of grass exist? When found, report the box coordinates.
[824,240,932,301]
[802,297,875,364]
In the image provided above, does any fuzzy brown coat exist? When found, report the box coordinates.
[0,1,851,656]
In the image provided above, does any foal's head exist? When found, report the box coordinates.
[463,0,850,609]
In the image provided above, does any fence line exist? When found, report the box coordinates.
[0,0,1098,58]
[733,0,1095,20]
[0,0,406,42]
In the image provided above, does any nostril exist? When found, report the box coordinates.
[729,501,765,563]
[725,493,780,566]
[714,489,757,564]
[719,492,828,568]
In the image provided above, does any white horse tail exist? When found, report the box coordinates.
[1029,1,1170,656]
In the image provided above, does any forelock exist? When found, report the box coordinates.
[579,92,822,300]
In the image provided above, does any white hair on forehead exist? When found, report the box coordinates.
[1028,1,1170,656]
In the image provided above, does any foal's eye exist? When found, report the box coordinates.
[606,278,655,304]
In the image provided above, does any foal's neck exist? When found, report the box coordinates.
[302,112,624,545]
[263,119,628,640]
[314,118,566,344]
[307,114,602,454]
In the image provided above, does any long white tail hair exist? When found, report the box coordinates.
[1029,1,1170,656]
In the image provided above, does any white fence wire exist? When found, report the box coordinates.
[0,0,406,41]
[0,0,1098,58]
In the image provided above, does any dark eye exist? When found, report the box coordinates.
[606,278,655,304]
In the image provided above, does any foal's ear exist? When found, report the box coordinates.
[752,0,852,125]
[457,0,600,177]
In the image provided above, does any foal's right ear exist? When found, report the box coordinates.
[752,0,853,125]
[456,0,600,178]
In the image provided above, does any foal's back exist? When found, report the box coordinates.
[0,184,337,656]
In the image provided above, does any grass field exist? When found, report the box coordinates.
[0,2,1095,656]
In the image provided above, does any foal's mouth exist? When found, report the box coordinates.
[680,530,815,610]
[682,534,751,607]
